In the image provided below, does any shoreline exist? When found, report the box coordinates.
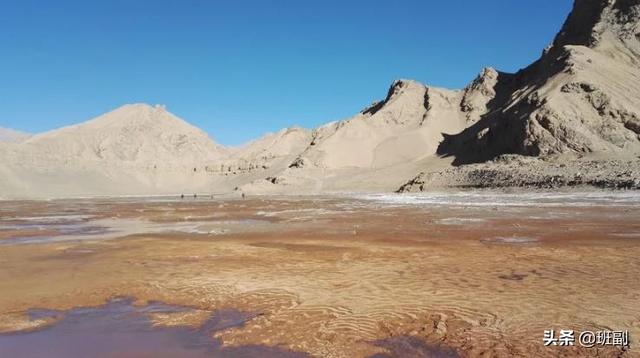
[2,186,640,203]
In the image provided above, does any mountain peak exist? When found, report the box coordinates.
[551,0,640,53]
[19,102,227,165]
[81,103,185,130]
[389,79,425,94]
[465,68,499,91]
[361,79,426,116]
[107,103,168,117]
[438,0,640,164]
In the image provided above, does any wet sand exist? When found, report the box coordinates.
[0,193,639,357]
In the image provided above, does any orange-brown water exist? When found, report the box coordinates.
[0,193,639,357]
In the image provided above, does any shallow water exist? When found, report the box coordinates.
[480,236,539,245]
[0,215,272,245]
[0,298,307,358]
[358,191,640,208]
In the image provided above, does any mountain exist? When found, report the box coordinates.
[436,0,640,164]
[227,126,311,168]
[2,0,639,198]
[291,79,468,170]
[243,0,640,193]
[18,104,227,166]
[0,104,229,198]
[235,79,473,194]
[0,127,30,143]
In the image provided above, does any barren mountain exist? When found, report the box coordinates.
[234,79,474,194]
[221,127,311,172]
[0,104,229,198]
[397,0,640,192]
[290,79,468,170]
[2,0,639,198]
[17,103,227,166]
[246,0,640,193]
[437,0,640,164]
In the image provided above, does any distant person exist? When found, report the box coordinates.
[180,194,184,200]
[194,193,197,199]
[242,192,246,199]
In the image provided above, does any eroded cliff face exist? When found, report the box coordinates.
[438,0,640,165]
[552,0,640,56]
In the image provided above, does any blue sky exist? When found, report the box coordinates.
[0,0,573,145]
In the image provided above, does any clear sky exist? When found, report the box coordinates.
[0,0,573,145]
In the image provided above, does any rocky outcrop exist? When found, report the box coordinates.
[398,155,640,191]
[551,0,640,58]
[459,68,515,124]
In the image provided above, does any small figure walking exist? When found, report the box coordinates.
[180,194,184,200]
[193,193,197,199]
[241,192,246,199]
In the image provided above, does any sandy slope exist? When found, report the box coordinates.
[297,80,468,170]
